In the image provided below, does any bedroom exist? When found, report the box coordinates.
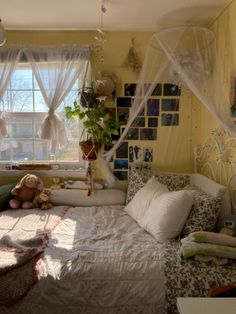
[0,0,236,313]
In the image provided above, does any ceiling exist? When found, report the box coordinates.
[0,0,232,32]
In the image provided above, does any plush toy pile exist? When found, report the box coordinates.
[9,173,52,210]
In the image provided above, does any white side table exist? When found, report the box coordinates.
[177,297,236,314]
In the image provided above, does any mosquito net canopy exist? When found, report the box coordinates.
[103,25,236,187]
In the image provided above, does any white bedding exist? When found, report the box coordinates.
[0,205,166,314]
[1,204,236,314]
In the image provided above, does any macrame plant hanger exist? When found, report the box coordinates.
[79,61,97,196]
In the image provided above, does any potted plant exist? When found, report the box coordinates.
[65,86,120,160]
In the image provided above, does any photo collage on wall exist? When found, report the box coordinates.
[109,82,181,180]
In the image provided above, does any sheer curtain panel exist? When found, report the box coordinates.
[25,45,91,154]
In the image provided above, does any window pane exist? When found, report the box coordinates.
[0,91,11,111]
[0,140,11,160]
[13,141,34,161]
[56,141,80,161]
[12,69,33,90]
[34,140,51,161]
[34,91,48,112]
[11,91,33,112]
[9,116,33,139]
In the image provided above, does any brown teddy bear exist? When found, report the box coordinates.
[34,188,53,210]
[9,173,44,209]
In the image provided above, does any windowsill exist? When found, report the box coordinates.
[0,169,87,178]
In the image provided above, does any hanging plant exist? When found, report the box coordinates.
[65,85,120,160]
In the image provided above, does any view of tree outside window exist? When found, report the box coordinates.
[0,65,81,163]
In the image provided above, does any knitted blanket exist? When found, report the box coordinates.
[0,206,68,305]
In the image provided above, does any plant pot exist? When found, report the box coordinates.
[79,141,101,160]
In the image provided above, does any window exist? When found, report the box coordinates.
[0,64,82,164]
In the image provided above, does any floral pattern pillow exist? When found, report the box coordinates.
[126,164,190,204]
[182,184,222,237]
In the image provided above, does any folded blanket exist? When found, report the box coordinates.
[0,233,47,275]
[185,231,236,247]
[0,206,69,306]
[180,238,236,260]
[0,232,48,306]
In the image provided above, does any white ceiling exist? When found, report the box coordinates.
[0,0,232,31]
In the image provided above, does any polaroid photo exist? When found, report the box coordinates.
[114,159,129,170]
[131,145,143,162]
[116,141,129,158]
[113,171,128,181]
[162,99,179,111]
[117,108,129,125]
[148,117,158,127]
[140,128,157,140]
[161,113,179,126]
[117,97,132,107]
[122,127,139,140]
[163,83,181,96]
[143,147,153,162]
[147,99,160,116]
[124,83,137,96]
[132,117,145,127]
[144,83,162,96]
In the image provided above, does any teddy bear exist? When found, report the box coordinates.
[219,215,236,237]
[33,188,53,210]
[50,176,65,189]
[9,173,44,209]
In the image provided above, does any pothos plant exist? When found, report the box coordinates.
[65,86,120,156]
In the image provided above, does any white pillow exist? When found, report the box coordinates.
[50,189,126,206]
[140,190,193,242]
[125,176,169,223]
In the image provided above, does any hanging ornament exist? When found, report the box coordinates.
[124,38,142,73]
[94,1,107,63]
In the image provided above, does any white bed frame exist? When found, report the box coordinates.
[194,127,236,213]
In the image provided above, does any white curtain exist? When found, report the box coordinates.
[0,46,22,150]
[25,45,91,154]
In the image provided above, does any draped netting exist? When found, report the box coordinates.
[103,26,236,187]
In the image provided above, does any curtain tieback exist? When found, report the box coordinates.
[48,108,56,118]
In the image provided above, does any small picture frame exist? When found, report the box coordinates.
[117,108,129,125]
[162,99,179,111]
[116,141,128,158]
[163,84,181,96]
[131,145,143,162]
[143,147,153,162]
[144,83,162,96]
[114,159,129,170]
[124,83,137,96]
[148,117,158,127]
[147,99,160,116]
[113,171,128,181]
[161,113,179,126]
[140,128,157,140]
[131,117,145,127]
[122,127,139,140]
[117,97,132,107]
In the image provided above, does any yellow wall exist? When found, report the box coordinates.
[3,29,195,183]
[196,1,236,143]
[187,0,236,188]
